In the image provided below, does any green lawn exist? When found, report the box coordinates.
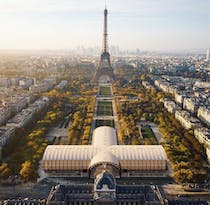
[95,120,115,128]
[99,86,111,96]
[97,101,113,116]
[141,126,158,144]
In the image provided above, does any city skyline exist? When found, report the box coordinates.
[0,0,210,51]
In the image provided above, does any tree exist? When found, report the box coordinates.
[173,169,193,183]
[19,161,37,182]
[144,138,153,145]
[173,162,190,171]
[0,163,11,180]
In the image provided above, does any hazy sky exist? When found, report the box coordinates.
[0,0,210,51]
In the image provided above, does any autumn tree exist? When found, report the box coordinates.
[173,169,193,183]
[0,163,11,180]
[19,161,38,182]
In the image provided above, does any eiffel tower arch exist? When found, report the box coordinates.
[94,7,116,83]
[94,52,116,83]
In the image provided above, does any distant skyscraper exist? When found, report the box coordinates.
[206,49,210,61]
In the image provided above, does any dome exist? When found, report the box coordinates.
[89,150,119,169]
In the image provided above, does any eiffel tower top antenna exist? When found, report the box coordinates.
[103,1,108,53]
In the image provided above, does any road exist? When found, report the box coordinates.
[163,184,210,201]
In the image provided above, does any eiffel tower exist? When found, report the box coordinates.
[94,6,116,83]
